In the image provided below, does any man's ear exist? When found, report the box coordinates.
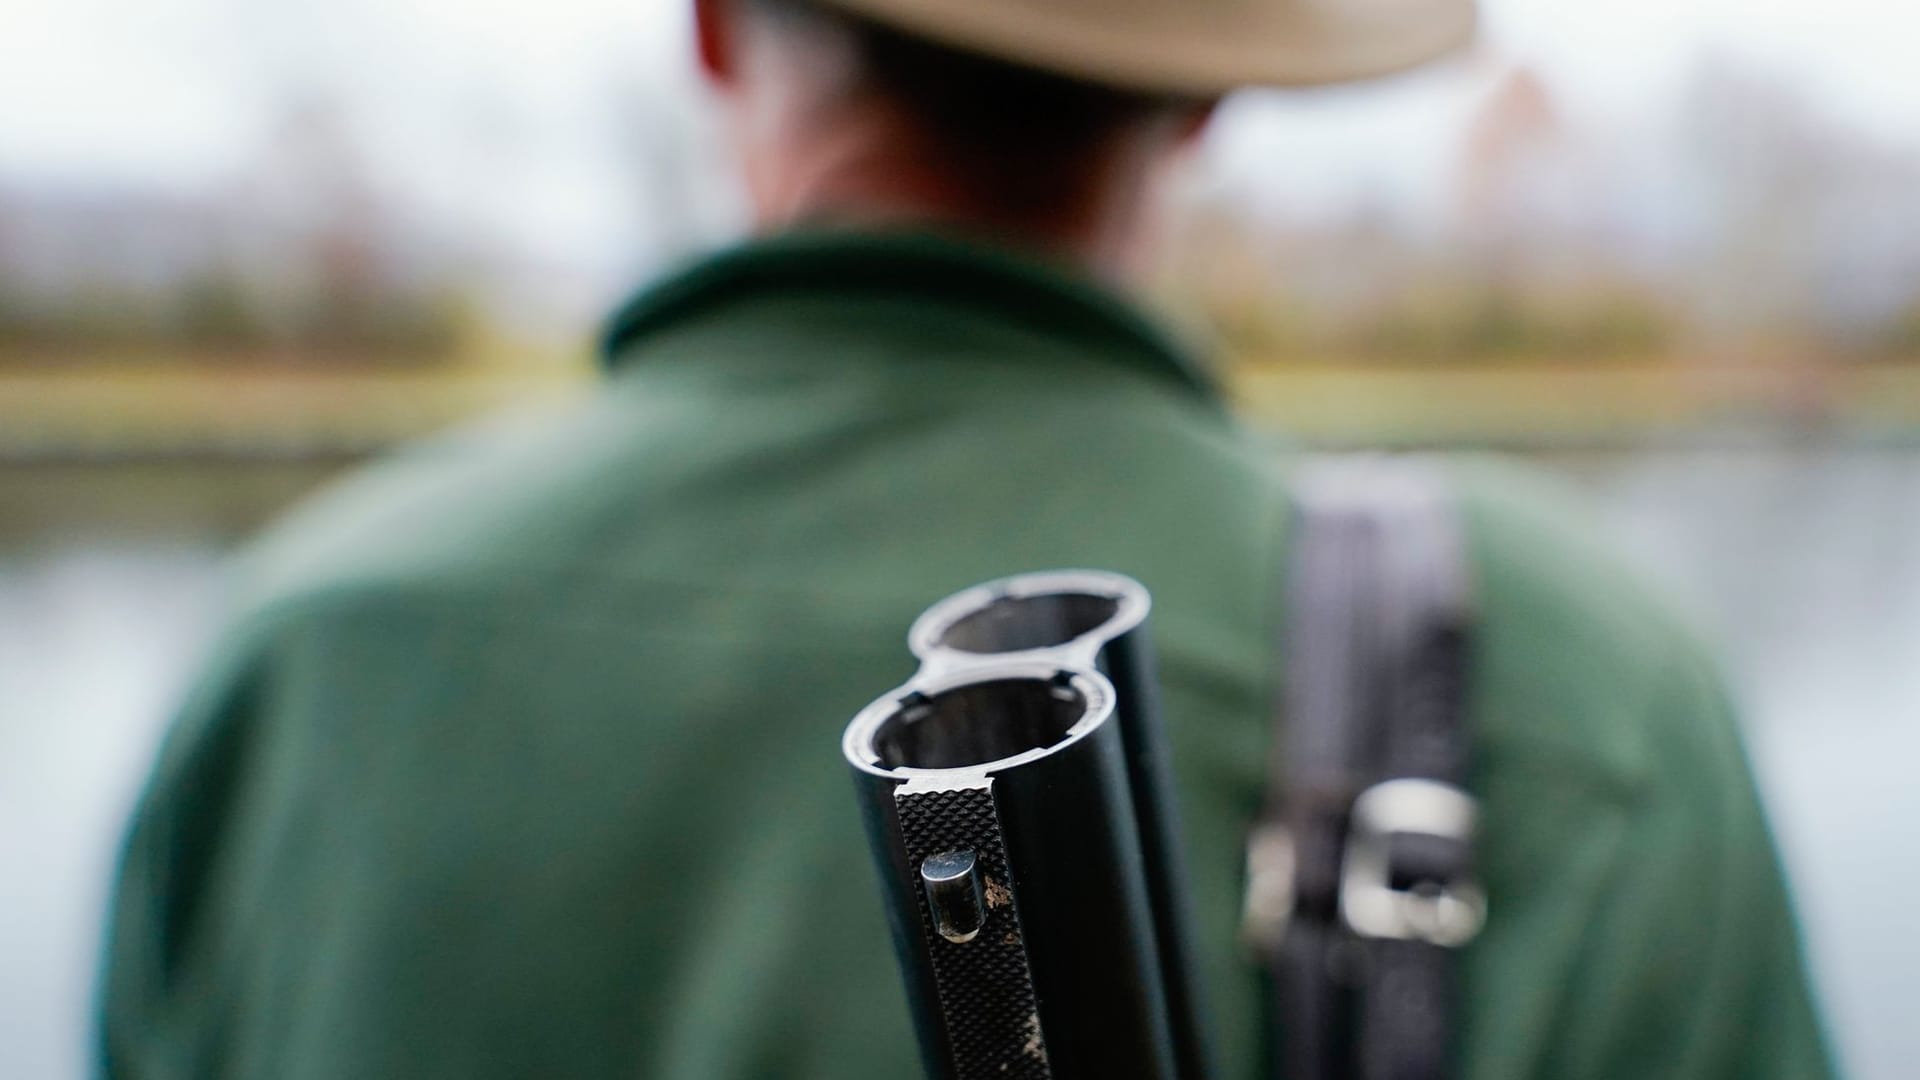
[693,0,737,86]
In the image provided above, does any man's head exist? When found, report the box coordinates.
[693,0,1216,275]
[692,0,1476,273]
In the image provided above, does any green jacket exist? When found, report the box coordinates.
[101,230,1832,1079]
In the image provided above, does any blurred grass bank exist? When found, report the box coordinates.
[6,352,1918,467]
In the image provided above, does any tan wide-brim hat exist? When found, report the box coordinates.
[816,0,1478,94]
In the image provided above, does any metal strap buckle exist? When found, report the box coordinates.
[1339,779,1487,947]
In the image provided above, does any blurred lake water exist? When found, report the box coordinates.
[2,445,1911,1079]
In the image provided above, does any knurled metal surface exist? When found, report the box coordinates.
[894,781,1052,1080]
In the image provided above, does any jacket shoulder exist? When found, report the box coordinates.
[231,396,632,618]
[1446,454,1734,799]
[1442,458,1834,1078]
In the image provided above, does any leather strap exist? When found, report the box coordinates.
[1244,459,1481,1080]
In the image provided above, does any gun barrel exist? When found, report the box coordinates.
[844,571,1213,1079]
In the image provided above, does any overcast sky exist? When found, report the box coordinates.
[5,0,1915,283]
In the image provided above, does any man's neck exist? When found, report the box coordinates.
[747,113,1151,283]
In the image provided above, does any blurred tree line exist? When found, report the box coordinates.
[1158,60,1920,367]
[0,103,473,367]
[4,56,1919,373]
[0,257,471,362]
[1158,202,1681,364]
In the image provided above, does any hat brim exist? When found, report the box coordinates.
[818,0,1479,95]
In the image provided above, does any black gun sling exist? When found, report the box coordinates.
[1242,461,1486,1080]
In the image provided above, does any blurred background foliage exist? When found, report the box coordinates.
[0,105,475,365]
[1159,63,1920,371]
[4,56,1918,455]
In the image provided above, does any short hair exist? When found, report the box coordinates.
[744,0,1202,161]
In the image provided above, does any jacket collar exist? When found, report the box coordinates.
[600,228,1220,405]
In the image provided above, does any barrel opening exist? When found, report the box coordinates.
[872,676,1087,770]
[935,592,1122,655]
